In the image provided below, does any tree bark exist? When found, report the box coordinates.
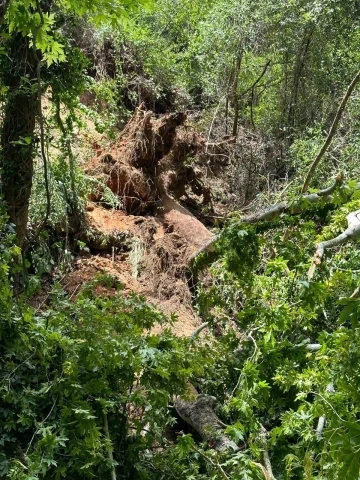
[0,33,37,245]
[231,49,243,138]
[175,393,238,451]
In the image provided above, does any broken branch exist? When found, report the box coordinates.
[189,175,345,262]
[308,208,360,280]
[243,173,344,223]
[259,425,276,480]
[175,393,238,451]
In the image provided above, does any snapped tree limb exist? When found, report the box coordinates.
[259,425,276,480]
[189,174,345,263]
[242,174,343,223]
[308,209,360,280]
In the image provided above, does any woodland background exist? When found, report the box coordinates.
[2,1,360,479]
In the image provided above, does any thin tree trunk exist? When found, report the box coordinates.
[0,0,9,21]
[224,66,234,136]
[231,49,243,138]
[103,414,117,480]
[288,27,314,131]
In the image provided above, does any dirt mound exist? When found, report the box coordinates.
[73,108,219,336]
[86,207,143,235]
[63,241,201,337]
[84,204,197,295]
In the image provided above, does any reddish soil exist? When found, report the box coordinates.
[87,206,143,235]
[64,205,203,336]
[62,108,217,337]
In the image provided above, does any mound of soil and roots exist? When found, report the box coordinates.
[69,107,217,335]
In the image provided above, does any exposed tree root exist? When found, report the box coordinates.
[86,107,215,261]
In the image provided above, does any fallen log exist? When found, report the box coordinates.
[174,392,238,451]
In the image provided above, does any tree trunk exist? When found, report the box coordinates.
[287,27,313,133]
[231,48,243,138]
[0,33,37,245]
[0,0,9,21]
[175,394,238,451]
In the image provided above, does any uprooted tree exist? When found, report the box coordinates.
[86,106,215,257]
[4,1,360,479]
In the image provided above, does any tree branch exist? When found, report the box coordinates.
[175,392,238,451]
[308,208,360,280]
[189,175,345,263]
[259,425,276,480]
[190,322,210,339]
[243,173,344,223]
[239,60,271,99]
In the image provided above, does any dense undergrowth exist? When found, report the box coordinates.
[2,0,360,479]
[4,178,360,479]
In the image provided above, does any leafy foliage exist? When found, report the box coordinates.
[0,269,213,479]
[3,0,360,479]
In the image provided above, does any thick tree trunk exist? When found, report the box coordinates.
[0,34,37,245]
[175,393,238,451]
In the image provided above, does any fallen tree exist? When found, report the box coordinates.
[189,173,349,262]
